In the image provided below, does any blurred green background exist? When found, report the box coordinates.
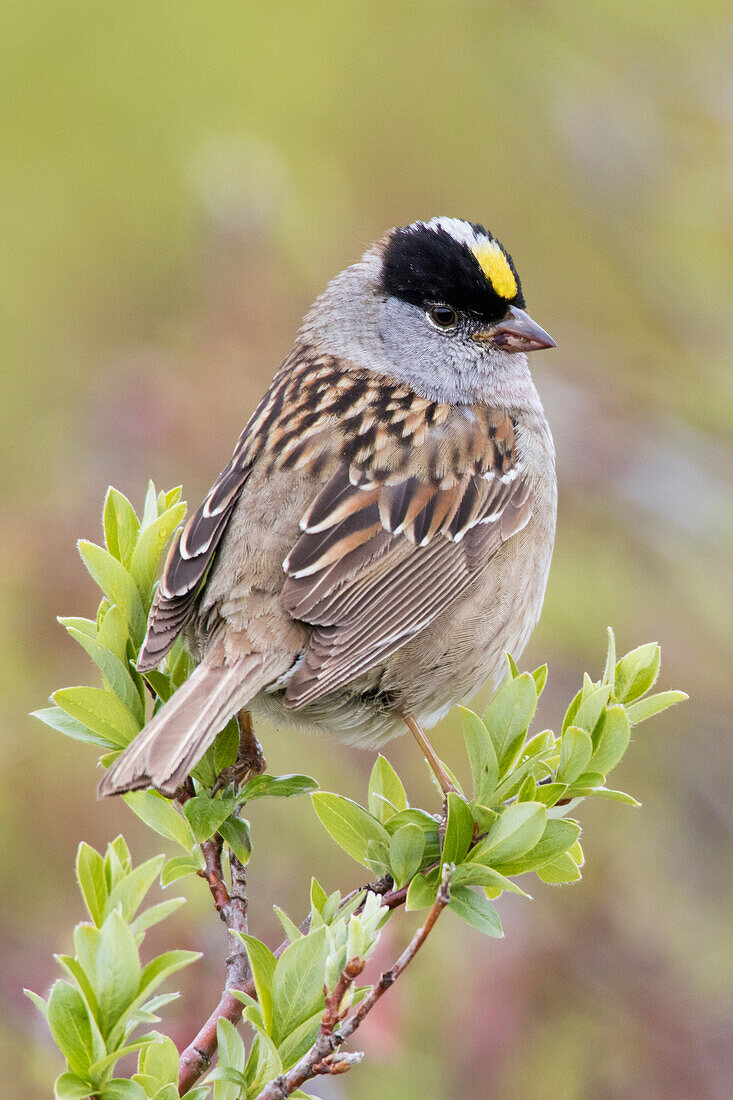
[2,2,731,1096]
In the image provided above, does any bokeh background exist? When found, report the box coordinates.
[2,2,732,1097]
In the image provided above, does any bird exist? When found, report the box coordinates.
[98,216,557,799]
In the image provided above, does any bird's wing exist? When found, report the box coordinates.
[281,405,532,707]
[137,349,309,670]
[137,455,252,670]
[137,350,400,669]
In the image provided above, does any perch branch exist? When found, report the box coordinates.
[177,864,434,1094]
[252,864,454,1100]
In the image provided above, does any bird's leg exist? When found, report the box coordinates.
[211,709,266,794]
[235,709,267,776]
[401,711,460,797]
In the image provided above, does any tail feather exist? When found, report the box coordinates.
[98,652,286,797]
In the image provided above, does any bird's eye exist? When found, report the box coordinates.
[427,305,458,330]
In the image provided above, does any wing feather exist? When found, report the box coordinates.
[282,418,532,709]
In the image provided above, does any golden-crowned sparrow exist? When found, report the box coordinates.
[99,217,557,798]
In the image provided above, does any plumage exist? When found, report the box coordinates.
[100,217,556,797]
[97,648,289,796]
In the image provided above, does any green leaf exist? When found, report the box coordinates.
[532,664,548,697]
[238,773,318,802]
[311,793,391,869]
[275,912,306,954]
[522,728,556,758]
[148,1087,181,1100]
[482,674,537,760]
[243,1027,283,1098]
[568,839,584,866]
[55,1072,95,1099]
[573,683,611,735]
[129,503,186,600]
[499,726,532,779]
[383,808,441,861]
[470,802,547,865]
[137,950,201,1004]
[470,804,498,834]
[103,854,165,924]
[389,824,425,888]
[614,643,660,704]
[537,852,582,883]
[517,774,537,801]
[219,817,252,865]
[143,671,174,703]
[271,925,329,1045]
[442,792,474,868]
[583,787,641,806]
[32,705,115,749]
[61,623,144,724]
[47,979,105,1076]
[97,604,132,665]
[24,988,49,1019]
[133,992,180,1024]
[215,1017,246,1100]
[561,688,583,735]
[493,819,581,875]
[459,706,498,806]
[505,653,520,678]
[164,486,183,509]
[108,835,132,875]
[160,855,202,886]
[557,726,593,784]
[213,718,240,775]
[58,616,97,637]
[276,1006,325,1070]
[99,1080,149,1100]
[310,878,328,915]
[95,910,142,1036]
[53,687,140,749]
[573,771,606,788]
[451,864,530,897]
[55,955,102,1031]
[368,755,408,823]
[182,795,235,844]
[448,886,503,937]
[589,705,631,776]
[124,791,197,853]
[625,690,687,726]
[141,480,160,529]
[235,934,276,1035]
[87,1039,157,1080]
[131,898,186,938]
[76,843,108,926]
[78,540,146,643]
[405,871,439,911]
[207,1066,247,1096]
[103,488,141,567]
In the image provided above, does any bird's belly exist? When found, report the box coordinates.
[384,526,551,726]
[252,519,552,749]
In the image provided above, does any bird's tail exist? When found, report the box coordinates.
[97,652,286,798]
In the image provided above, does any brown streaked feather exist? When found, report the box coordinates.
[281,402,531,708]
[137,346,530,683]
[98,649,288,796]
[284,522,502,706]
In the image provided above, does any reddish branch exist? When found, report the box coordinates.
[252,865,454,1100]
[178,838,251,1090]
[178,867,417,1093]
[178,862,422,1095]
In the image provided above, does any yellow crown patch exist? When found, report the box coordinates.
[471,239,517,300]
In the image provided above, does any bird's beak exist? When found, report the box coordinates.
[473,304,556,353]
